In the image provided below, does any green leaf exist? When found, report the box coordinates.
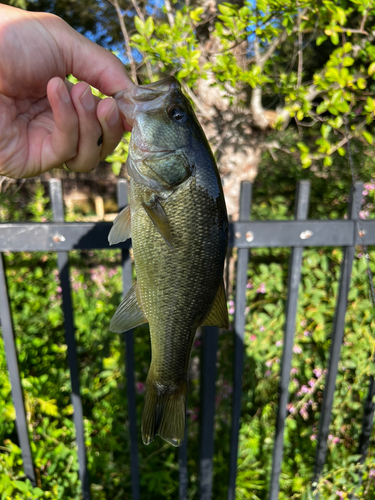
[144,17,154,38]
[316,35,327,46]
[321,124,332,139]
[297,142,309,153]
[316,101,329,114]
[324,155,332,167]
[357,78,367,89]
[336,7,346,26]
[362,131,373,144]
[369,62,375,76]
[189,7,204,22]
[218,4,235,16]
[177,68,190,79]
[338,147,346,156]
[343,57,354,67]
[134,16,145,35]
[331,32,339,45]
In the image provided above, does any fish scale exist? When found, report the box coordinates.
[131,175,225,384]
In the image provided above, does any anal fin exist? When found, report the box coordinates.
[108,205,131,246]
[201,281,229,329]
[110,283,148,333]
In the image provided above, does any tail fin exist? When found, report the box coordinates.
[142,379,188,447]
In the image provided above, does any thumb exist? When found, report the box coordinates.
[46,15,135,96]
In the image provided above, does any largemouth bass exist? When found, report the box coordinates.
[109,77,228,446]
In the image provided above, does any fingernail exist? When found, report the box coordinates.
[106,101,119,127]
[80,86,95,111]
[58,80,71,104]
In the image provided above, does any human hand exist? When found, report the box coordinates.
[0,5,134,179]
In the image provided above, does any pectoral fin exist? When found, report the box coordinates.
[142,198,173,249]
[108,205,131,245]
[110,283,148,333]
[202,281,229,329]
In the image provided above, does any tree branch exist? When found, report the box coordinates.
[312,119,367,160]
[258,30,288,69]
[108,0,137,82]
[164,0,175,27]
[297,7,303,87]
[129,0,154,82]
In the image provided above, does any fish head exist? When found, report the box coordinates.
[115,76,197,153]
[115,77,207,190]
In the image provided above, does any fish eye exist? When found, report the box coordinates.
[168,105,186,123]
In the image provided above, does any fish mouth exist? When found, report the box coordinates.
[133,143,177,155]
[114,76,179,102]
[114,76,180,127]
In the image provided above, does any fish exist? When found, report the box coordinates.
[108,76,228,446]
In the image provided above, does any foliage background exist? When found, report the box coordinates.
[0,0,375,498]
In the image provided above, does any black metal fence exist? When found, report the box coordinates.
[0,178,374,500]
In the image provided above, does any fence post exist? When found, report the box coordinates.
[269,180,311,499]
[50,179,91,500]
[312,181,363,492]
[0,254,36,485]
[117,180,141,500]
[199,326,219,500]
[227,181,252,500]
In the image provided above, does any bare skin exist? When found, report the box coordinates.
[0,5,135,179]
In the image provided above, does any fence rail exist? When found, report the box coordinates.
[0,178,374,499]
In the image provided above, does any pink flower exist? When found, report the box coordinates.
[369,469,375,478]
[291,367,298,374]
[256,283,266,294]
[363,189,369,196]
[300,385,310,394]
[300,319,307,327]
[313,368,322,378]
[364,183,375,191]
[250,334,256,341]
[259,325,265,332]
[136,382,145,394]
[266,360,273,367]
[359,210,369,220]
[265,370,272,377]
[303,330,311,337]
[300,408,309,420]
[332,437,340,444]
[335,490,345,499]
[287,403,295,413]
[246,281,253,289]
[276,340,283,347]
[308,379,316,388]
[229,307,235,315]
[310,434,317,441]
[293,345,302,354]
[191,407,199,422]
[292,378,299,387]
